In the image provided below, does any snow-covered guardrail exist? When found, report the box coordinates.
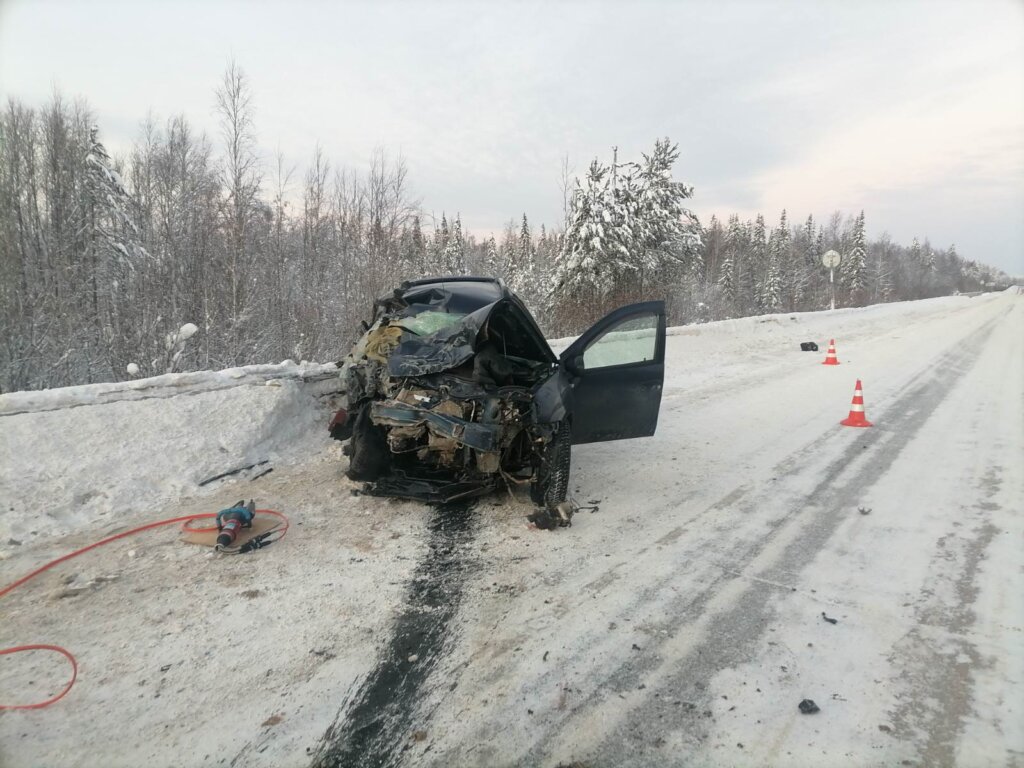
[0,361,341,417]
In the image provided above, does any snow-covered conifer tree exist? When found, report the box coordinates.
[441,214,466,274]
[83,125,151,372]
[553,159,613,297]
[554,139,700,317]
[483,234,502,278]
[427,214,450,274]
[718,215,743,312]
[843,210,868,302]
[506,213,537,294]
[516,214,533,268]
[763,228,784,312]
[870,233,895,302]
[750,214,768,309]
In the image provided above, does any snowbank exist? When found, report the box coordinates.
[0,362,340,545]
[547,293,981,353]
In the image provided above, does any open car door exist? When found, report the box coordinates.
[559,300,666,445]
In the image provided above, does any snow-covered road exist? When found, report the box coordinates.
[2,291,1021,767]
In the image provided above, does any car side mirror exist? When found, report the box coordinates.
[564,354,585,376]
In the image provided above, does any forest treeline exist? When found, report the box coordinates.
[0,67,1013,392]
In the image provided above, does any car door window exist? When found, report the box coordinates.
[582,313,658,369]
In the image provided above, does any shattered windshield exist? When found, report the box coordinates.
[395,311,467,336]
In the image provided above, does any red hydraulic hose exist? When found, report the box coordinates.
[0,509,288,710]
[0,645,78,711]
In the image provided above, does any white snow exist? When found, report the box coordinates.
[176,322,198,342]
[0,361,339,544]
[1,291,1021,768]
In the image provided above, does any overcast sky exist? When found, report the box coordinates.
[1,0,1022,273]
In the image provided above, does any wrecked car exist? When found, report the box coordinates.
[330,277,666,526]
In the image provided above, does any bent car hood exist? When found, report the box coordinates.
[387,301,495,377]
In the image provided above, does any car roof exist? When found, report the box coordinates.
[397,276,557,363]
[399,276,509,314]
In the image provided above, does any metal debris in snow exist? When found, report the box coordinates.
[821,612,839,624]
[798,699,820,714]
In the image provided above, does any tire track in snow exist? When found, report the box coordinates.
[311,501,477,768]
[521,309,1007,764]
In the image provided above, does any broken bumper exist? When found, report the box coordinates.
[369,400,501,453]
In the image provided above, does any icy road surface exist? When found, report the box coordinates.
[1,292,1021,767]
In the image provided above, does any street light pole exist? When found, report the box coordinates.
[822,250,841,311]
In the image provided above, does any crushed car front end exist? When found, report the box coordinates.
[332,277,568,505]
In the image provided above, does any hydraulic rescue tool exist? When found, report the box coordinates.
[215,500,256,550]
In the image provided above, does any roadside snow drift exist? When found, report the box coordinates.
[0,362,339,544]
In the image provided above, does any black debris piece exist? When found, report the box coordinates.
[631,643,641,651]
[821,612,838,625]
[527,507,572,530]
[542,651,549,662]
[799,341,819,352]
[197,460,269,487]
[798,699,820,714]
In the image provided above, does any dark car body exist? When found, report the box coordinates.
[332,277,666,512]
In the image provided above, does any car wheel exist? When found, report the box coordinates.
[531,421,571,508]
[346,405,390,481]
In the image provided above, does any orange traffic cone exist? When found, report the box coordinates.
[822,339,840,365]
[840,379,873,427]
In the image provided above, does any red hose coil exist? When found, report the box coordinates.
[0,509,288,710]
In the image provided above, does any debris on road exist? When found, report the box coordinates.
[799,341,819,351]
[798,699,820,714]
[198,460,270,487]
[859,506,872,515]
[821,612,839,624]
[527,500,575,530]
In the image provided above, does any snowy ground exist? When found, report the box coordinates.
[1,291,1021,768]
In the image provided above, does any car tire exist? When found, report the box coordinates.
[531,421,571,508]
[346,405,390,481]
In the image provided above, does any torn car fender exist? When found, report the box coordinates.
[531,370,572,425]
